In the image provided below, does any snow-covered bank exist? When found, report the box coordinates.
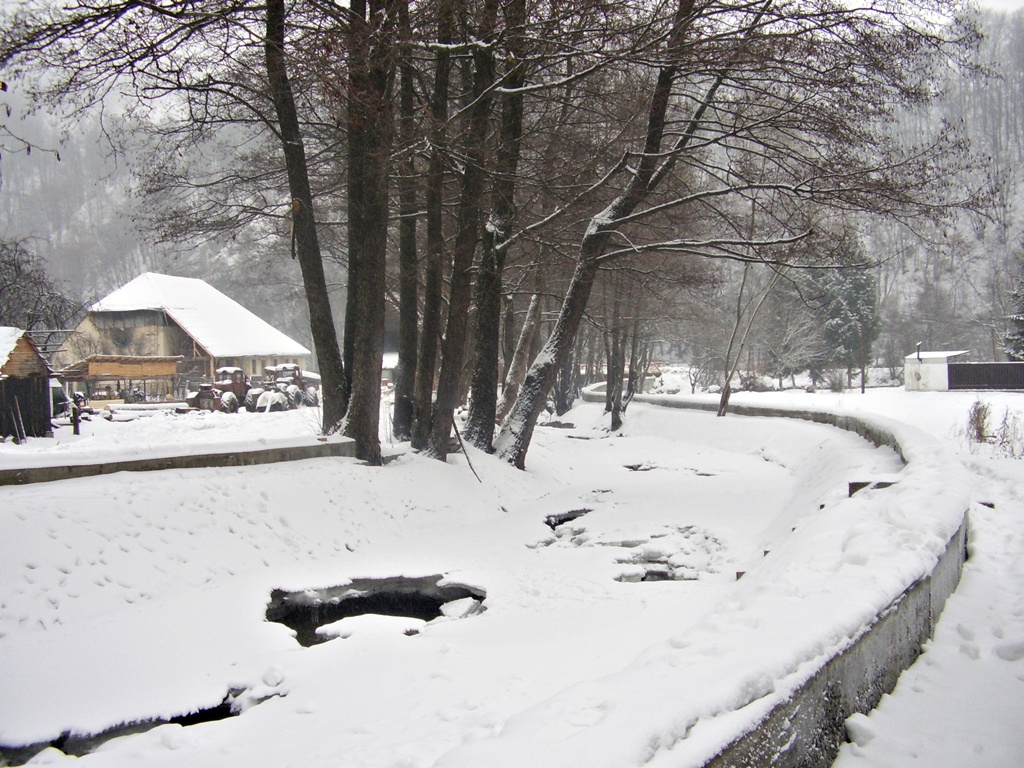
[434,394,971,768]
[0,408,332,471]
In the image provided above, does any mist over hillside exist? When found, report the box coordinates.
[3,9,1024,373]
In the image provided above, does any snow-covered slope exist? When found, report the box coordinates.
[0,390,1021,767]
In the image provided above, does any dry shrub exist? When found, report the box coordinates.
[967,399,991,445]
[964,399,1024,459]
[993,408,1024,459]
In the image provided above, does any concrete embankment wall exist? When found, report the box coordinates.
[0,439,357,487]
[581,388,969,768]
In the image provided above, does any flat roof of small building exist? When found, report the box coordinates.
[904,350,970,361]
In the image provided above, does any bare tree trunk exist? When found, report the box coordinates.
[607,333,625,431]
[264,0,347,431]
[638,340,653,394]
[410,2,453,452]
[501,294,517,383]
[342,0,397,464]
[495,0,707,468]
[392,0,418,442]
[495,256,601,468]
[464,0,526,451]
[859,329,868,393]
[552,335,578,416]
[584,327,598,386]
[495,290,541,424]
[461,224,505,448]
[606,282,625,430]
[426,0,498,460]
[625,317,647,402]
[718,266,781,416]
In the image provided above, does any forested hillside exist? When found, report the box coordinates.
[868,9,1024,367]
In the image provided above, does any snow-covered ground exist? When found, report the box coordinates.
[0,387,1021,767]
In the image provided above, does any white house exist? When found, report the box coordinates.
[57,273,311,385]
[904,349,969,391]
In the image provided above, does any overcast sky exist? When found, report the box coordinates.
[981,0,1024,10]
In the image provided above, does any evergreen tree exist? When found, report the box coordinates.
[815,259,880,392]
[1003,261,1024,361]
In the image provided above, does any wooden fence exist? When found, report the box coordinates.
[948,362,1024,391]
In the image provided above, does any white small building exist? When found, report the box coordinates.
[904,349,969,391]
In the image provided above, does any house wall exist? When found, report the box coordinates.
[903,359,949,391]
[948,362,1024,390]
[59,314,196,364]
[2,337,50,377]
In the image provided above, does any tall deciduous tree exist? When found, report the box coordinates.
[0,241,79,330]
[494,0,978,468]
[463,0,527,452]
[391,0,418,442]
[343,0,399,464]
[423,0,504,460]
[265,0,348,430]
[410,0,454,453]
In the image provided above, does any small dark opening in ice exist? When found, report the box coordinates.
[168,700,235,728]
[266,574,486,647]
[544,508,592,530]
[0,694,242,766]
[640,568,673,582]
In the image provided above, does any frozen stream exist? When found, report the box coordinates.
[0,403,904,767]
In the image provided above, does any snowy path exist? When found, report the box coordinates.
[833,445,1024,767]
[718,390,1024,768]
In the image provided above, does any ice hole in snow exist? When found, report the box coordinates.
[265,575,486,647]
[544,508,592,530]
[0,692,249,766]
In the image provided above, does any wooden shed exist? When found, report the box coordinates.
[1,327,54,440]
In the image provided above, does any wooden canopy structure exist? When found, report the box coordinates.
[60,355,184,398]
[61,355,184,380]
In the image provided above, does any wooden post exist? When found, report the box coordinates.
[13,396,28,442]
[7,408,21,444]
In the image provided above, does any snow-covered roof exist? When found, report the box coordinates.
[0,326,26,370]
[904,350,970,361]
[90,273,310,358]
